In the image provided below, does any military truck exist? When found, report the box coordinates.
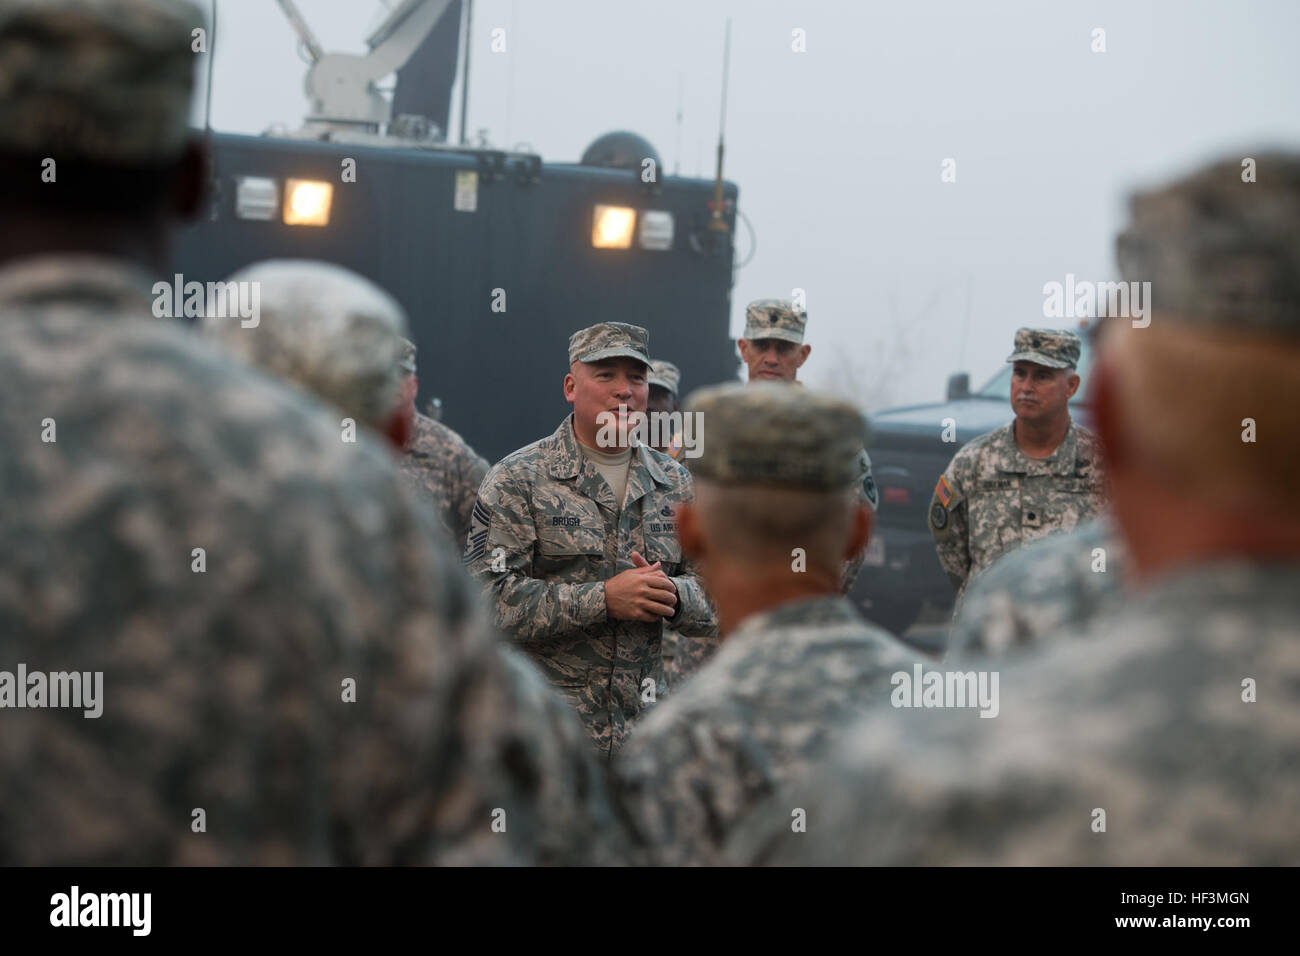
[850,333,1095,634]
[176,0,740,463]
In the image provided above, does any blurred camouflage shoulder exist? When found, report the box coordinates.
[400,411,490,545]
[0,257,608,864]
[951,515,1126,658]
[449,645,631,865]
[725,561,1300,865]
[614,596,916,865]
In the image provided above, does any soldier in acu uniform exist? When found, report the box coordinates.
[928,327,1107,600]
[396,337,491,546]
[661,297,879,686]
[725,153,1300,866]
[614,383,916,865]
[0,0,621,866]
[465,322,715,760]
[738,298,879,587]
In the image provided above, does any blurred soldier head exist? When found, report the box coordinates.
[677,383,871,634]
[647,359,681,455]
[203,259,411,449]
[0,0,208,270]
[397,336,419,439]
[1095,152,1300,579]
[738,298,811,382]
[564,322,650,450]
[1005,327,1082,429]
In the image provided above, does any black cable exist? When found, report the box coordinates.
[733,206,756,269]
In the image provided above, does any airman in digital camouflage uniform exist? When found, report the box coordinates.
[465,322,715,760]
[396,337,491,545]
[928,327,1107,600]
[725,152,1300,866]
[0,0,621,866]
[949,514,1127,658]
[614,383,916,865]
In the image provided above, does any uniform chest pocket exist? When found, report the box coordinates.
[641,517,682,571]
[536,521,605,558]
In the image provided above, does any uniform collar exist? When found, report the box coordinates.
[1132,558,1300,614]
[994,418,1080,476]
[548,414,671,483]
[404,411,440,452]
[0,254,157,315]
[547,414,672,509]
[730,594,862,640]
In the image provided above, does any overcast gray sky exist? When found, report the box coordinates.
[198,0,1300,410]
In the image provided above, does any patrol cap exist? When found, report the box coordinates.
[203,259,409,430]
[1005,328,1081,369]
[647,359,681,396]
[397,337,417,374]
[743,298,807,345]
[0,0,204,164]
[568,322,650,367]
[685,382,867,490]
[1116,152,1300,337]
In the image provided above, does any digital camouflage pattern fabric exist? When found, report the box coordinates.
[840,448,879,594]
[1005,327,1082,369]
[725,561,1300,865]
[465,415,715,761]
[647,359,681,396]
[0,0,203,164]
[205,259,408,432]
[743,297,807,344]
[661,621,721,691]
[950,515,1126,659]
[684,383,869,489]
[672,382,877,682]
[567,321,650,366]
[1116,153,1300,334]
[929,420,1106,597]
[400,410,490,547]
[615,596,917,865]
[0,257,621,865]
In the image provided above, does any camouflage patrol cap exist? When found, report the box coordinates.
[397,337,417,374]
[743,298,807,344]
[203,259,409,431]
[685,382,868,490]
[1006,328,1081,369]
[0,0,204,164]
[648,359,681,396]
[568,322,650,367]
[1116,152,1300,336]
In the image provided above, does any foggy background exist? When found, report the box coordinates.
[194,0,1300,413]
